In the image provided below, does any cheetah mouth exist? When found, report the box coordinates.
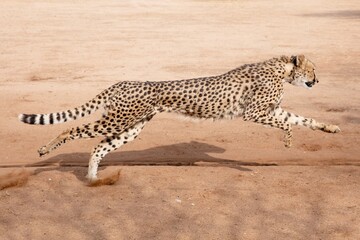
[305,81,314,88]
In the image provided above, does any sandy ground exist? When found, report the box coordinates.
[0,0,359,239]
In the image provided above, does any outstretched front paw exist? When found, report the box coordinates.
[322,124,341,133]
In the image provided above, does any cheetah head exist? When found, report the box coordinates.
[288,55,318,89]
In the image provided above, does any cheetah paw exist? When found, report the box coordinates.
[38,146,49,157]
[323,125,341,133]
[86,170,121,187]
[285,139,292,148]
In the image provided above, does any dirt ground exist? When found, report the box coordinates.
[0,0,359,239]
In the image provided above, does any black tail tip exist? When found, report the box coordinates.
[18,114,37,124]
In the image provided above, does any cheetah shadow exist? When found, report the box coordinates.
[28,141,277,181]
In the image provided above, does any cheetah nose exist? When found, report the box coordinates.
[305,81,314,88]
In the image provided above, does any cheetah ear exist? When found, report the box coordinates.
[291,55,305,67]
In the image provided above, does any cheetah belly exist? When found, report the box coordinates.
[158,96,246,120]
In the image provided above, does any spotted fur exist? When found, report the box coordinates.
[19,55,340,183]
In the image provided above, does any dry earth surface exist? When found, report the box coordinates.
[0,0,359,239]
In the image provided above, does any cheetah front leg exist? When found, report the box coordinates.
[243,100,296,147]
[254,115,293,147]
[272,107,341,133]
[243,106,293,147]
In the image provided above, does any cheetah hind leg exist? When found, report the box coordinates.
[36,116,120,157]
[86,120,147,186]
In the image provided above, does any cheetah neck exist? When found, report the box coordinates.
[283,63,295,83]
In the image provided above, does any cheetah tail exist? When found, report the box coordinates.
[18,94,106,125]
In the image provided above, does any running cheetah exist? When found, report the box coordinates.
[19,55,340,184]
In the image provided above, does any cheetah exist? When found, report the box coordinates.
[19,55,340,184]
